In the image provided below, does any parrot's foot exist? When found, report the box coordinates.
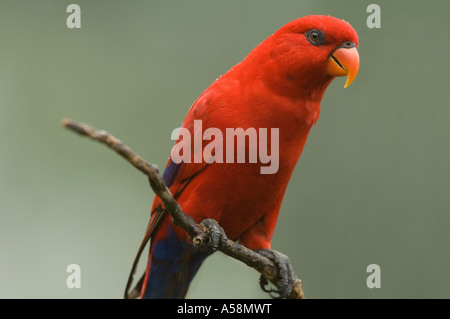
[197,218,228,254]
[257,249,295,299]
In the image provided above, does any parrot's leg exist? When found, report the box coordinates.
[197,218,228,254]
[256,249,295,299]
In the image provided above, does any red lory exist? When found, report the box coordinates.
[125,15,360,299]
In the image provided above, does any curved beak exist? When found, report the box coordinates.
[327,46,360,88]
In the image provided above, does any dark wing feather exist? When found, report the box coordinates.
[124,158,209,298]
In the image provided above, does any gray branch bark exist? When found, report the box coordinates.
[62,117,305,299]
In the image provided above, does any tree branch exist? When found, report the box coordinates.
[62,117,305,299]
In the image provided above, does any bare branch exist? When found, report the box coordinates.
[62,117,305,299]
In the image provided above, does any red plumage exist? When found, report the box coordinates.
[126,15,360,299]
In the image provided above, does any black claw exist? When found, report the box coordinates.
[259,275,273,293]
[198,219,227,254]
[259,275,281,299]
[257,249,295,299]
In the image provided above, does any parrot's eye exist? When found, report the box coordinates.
[306,30,325,45]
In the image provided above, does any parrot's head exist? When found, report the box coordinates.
[256,15,360,97]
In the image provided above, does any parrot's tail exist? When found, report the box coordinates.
[141,223,208,299]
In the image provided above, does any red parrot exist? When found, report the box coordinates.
[125,15,359,299]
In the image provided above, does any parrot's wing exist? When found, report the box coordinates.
[124,157,209,298]
[125,92,215,298]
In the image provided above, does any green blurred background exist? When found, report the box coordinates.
[0,0,448,298]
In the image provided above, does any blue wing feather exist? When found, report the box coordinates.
[162,160,182,188]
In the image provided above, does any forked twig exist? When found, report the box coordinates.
[62,117,305,299]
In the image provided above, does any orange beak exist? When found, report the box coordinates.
[327,46,360,88]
